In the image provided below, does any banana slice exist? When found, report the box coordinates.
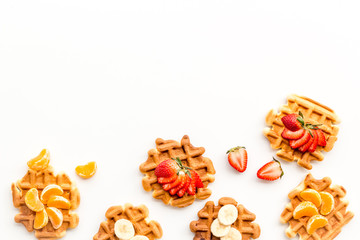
[221,227,242,240]
[218,204,239,226]
[211,218,231,237]
[130,236,149,240]
[114,219,135,240]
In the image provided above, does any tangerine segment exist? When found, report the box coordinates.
[40,184,63,204]
[293,201,318,219]
[300,189,322,207]
[34,209,49,229]
[25,188,44,212]
[75,161,97,179]
[46,207,63,229]
[27,149,50,171]
[306,215,328,234]
[47,196,71,209]
[320,192,335,215]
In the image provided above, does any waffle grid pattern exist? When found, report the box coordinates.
[190,197,261,240]
[263,94,340,169]
[12,167,80,240]
[280,174,354,240]
[139,135,215,208]
[93,204,163,240]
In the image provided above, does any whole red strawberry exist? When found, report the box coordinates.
[227,146,248,173]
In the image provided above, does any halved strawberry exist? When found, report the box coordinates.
[227,146,248,172]
[281,128,306,140]
[317,129,327,147]
[281,113,303,131]
[154,159,178,178]
[308,130,319,153]
[289,130,311,149]
[257,159,284,181]
[298,131,315,152]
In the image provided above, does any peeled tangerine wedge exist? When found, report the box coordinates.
[47,196,71,209]
[46,207,63,229]
[130,236,150,240]
[300,189,322,208]
[306,215,328,234]
[293,201,318,219]
[221,227,242,240]
[40,184,64,204]
[34,209,49,229]
[75,161,97,179]
[320,192,335,215]
[114,219,135,240]
[27,149,50,171]
[211,219,231,237]
[218,204,239,226]
[25,188,44,212]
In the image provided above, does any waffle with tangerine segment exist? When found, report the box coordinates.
[190,197,261,240]
[280,174,354,240]
[139,135,215,208]
[263,94,340,169]
[93,204,163,240]
[12,166,80,240]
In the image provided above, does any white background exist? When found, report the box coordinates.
[0,0,359,239]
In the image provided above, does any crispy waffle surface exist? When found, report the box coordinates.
[190,197,260,240]
[280,174,354,240]
[93,204,163,240]
[263,94,340,170]
[139,135,216,208]
[11,166,80,240]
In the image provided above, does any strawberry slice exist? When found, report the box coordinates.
[281,128,306,140]
[298,131,314,152]
[257,159,284,181]
[190,170,203,188]
[162,174,182,191]
[157,174,178,184]
[227,146,248,172]
[281,113,303,131]
[317,129,327,147]
[177,174,191,197]
[169,172,187,195]
[187,180,196,195]
[308,130,319,152]
[289,130,311,149]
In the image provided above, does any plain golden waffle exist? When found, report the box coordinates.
[263,94,340,169]
[139,135,216,208]
[12,166,80,240]
[280,174,354,240]
[93,204,163,240]
[190,197,261,240]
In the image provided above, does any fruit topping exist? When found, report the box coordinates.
[46,207,64,229]
[130,236,150,240]
[319,192,335,215]
[40,184,64,204]
[257,158,284,181]
[154,158,203,197]
[281,111,327,153]
[300,189,321,208]
[27,149,50,171]
[211,218,231,237]
[220,227,242,240]
[227,146,248,173]
[114,219,135,240]
[47,196,71,209]
[293,201,318,219]
[75,161,97,179]
[218,204,238,226]
[25,188,44,212]
[34,209,49,229]
[306,215,328,234]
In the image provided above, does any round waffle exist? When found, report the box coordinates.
[263,94,340,169]
[139,135,216,208]
[93,203,163,240]
[12,166,80,240]
[280,174,354,240]
[190,197,261,240]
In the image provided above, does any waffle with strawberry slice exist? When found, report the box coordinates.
[263,94,340,169]
[139,135,215,208]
